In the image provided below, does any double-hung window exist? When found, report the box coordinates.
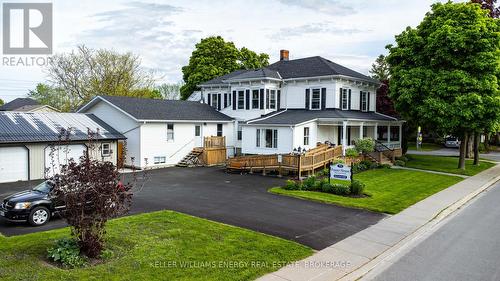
[101,143,111,156]
[154,156,166,164]
[360,91,368,112]
[217,124,223,137]
[269,90,276,109]
[167,123,174,141]
[238,91,245,109]
[252,89,259,109]
[265,129,278,148]
[256,129,261,147]
[341,88,349,110]
[311,88,321,109]
[211,94,218,109]
[303,127,310,146]
[237,125,242,140]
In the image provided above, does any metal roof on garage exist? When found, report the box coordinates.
[0,112,126,144]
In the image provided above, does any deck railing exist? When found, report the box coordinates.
[226,144,343,177]
[204,136,225,148]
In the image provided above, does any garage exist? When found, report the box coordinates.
[0,147,28,183]
[44,144,86,177]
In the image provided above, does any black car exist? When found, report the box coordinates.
[0,181,64,226]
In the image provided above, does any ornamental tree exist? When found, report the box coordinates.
[386,2,500,170]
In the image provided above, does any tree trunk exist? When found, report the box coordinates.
[464,136,470,158]
[473,133,480,165]
[458,132,467,170]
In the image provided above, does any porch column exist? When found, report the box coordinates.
[359,122,364,140]
[387,123,391,146]
[374,123,378,140]
[342,120,347,156]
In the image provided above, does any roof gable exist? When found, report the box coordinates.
[0,98,39,111]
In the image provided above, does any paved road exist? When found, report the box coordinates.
[366,181,500,281]
[0,167,384,250]
[408,148,500,162]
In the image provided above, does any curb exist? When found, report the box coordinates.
[340,167,500,281]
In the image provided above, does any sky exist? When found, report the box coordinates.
[0,0,457,102]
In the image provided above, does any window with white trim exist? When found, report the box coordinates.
[341,88,349,110]
[101,143,111,156]
[167,123,174,141]
[303,127,310,146]
[252,90,259,109]
[211,93,218,109]
[217,124,223,137]
[311,88,321,109]
[256,129,261,147]
[238,90,245,109]
[360,91,368,112]
[237,125,242,140]
[195,125,201,137]
[269,90,276,109]
[154,156,166,164]
[264,129,278,148]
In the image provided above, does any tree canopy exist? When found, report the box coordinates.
[471,0,500,18]
[387,2,500,168]
[369,54,390,81]
[180,36,269,100]
[0,98,3,106]
[45,45,160,111]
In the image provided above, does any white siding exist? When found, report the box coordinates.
[293,121,318,150]
[241,126,293,155]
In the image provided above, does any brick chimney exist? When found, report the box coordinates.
[280,49,289,61]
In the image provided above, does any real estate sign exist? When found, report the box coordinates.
[330,163,352,181]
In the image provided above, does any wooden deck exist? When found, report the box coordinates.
[200,136,227,166]
[226,144,344,177]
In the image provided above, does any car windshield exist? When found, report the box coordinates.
[32,181,53,193]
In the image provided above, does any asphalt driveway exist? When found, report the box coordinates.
[0,167,385,250]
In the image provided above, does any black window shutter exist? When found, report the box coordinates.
[277,90,281,110]
[259,89,264,109]
[360,91,363,111]
[337,126,342,145]
[368,92,371,111]
[305,89,310,109]
[339,88,343,109]
[266,89,270,109]
[217,93,221,110]
[232,91,236,110]
[245,90,250,110]
[224,93,227,108]
[348,89,352,110]
[321,88,326,110]
[207,94,211,106]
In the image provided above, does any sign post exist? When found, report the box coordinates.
[330,163,352,182]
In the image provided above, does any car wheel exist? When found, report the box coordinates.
[28,206,51,226]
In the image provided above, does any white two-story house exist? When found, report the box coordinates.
[199,50,404,156]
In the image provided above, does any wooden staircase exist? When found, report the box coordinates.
[177,147,204,167]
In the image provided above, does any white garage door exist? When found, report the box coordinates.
[45,145,86,177]
[0,147,29,183]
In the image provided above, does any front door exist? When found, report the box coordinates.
[194,124,203,147]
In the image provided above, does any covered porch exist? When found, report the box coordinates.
[316,119,403,155]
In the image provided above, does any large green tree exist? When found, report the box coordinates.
[46,45,160,111]
[28,83,70,112]
[387,2,500,170]
[0,98,3,106]
[180,36,269,100]
[369,54,390,81]
[471,0,499,18]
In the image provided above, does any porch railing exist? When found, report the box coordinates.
[204,136,225,148]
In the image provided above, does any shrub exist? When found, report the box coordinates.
[350,180,365,195]
[354,138,375,154]
[396,156,408,162]
[379,164,392,169]
[321,181,334,193]
[47,238,87,268]
[394,160,406,167]
[345,148,359,158]
[301,176,318,191]
[331,183,350,195]
[332,159,345,165]
[284,180,300,190]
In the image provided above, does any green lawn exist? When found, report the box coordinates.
[405,154,495,176]
[407,142,443,151]
[0,211,312,281]
[270,169,462,214]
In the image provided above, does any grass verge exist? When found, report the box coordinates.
[407,142,443,151]
[270,169,462,214]
[0,210,312,281]
[405,154,495,176]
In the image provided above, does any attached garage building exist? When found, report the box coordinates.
[0,112,126,183]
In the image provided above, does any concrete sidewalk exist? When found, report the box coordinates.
[257,164,500,281]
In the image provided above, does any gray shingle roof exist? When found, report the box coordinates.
[200,69,248,85]
[225,68,281,81]
[247,109,397,125]
[266,56,379,83]
[0,98,39,111]
[99,96,233,121]
[0,112,125,144]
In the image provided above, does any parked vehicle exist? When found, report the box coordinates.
[444,136,460,148]
[0,181,64,226]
